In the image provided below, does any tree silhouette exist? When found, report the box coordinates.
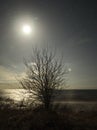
[20,48,67,110]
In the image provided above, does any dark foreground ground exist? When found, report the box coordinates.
[0,103,97,130]
[0,89,97,129]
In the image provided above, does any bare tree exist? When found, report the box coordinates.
[20,48,67,110]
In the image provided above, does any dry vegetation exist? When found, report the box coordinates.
[0,98,97,130]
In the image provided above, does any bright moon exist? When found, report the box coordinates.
[22,24,32,34]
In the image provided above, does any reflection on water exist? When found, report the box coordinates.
[0,89,30,101]
[1,89,97,102]
[0,89,97,111]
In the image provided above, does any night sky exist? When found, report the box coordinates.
[0,0,97,89]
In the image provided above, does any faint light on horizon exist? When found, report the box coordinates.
[68,68,72,72]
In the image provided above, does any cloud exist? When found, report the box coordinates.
[0,65,17,83]
[0,65,27,88]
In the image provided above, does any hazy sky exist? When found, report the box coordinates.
[0,0,97,89]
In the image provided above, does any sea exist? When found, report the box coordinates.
[0,89,97,111]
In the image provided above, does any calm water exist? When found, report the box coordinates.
[1,89,97,101]
[0,89,97,111]
[0,89,30,101]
